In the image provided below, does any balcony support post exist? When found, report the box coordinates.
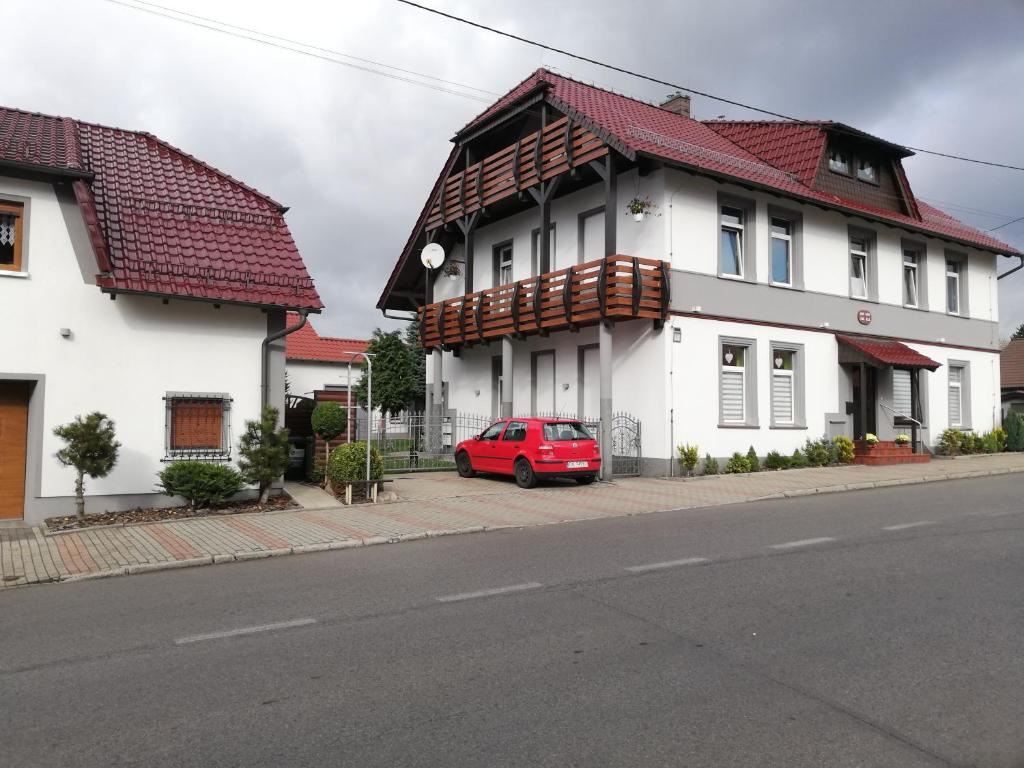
[501,336,514,419]
[599,151,617,481]
[456,211,479,296]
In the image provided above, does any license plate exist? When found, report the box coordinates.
[566,461,588,469]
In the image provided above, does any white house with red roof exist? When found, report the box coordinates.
[378,69,1020,477]
[284,312,368,398]
[0,106,322,523]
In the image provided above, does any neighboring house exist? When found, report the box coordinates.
[285,311,367,397]
[1000,339,1024,416]
[378,69,1020,477]
[0,106,321,524]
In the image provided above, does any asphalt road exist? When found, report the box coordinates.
[3,474,1024,767]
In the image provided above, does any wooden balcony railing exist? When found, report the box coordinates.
[420,255,670,349]
[425,115,608,231]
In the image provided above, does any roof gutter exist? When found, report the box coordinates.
[998,255,1024,280]
[261,310,308,409]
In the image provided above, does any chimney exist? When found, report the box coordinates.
[660,92,691,118]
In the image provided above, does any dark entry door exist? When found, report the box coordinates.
[851,366,877,439]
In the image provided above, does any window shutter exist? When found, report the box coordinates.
[171,400,223,449]
[892,370,912,419]
[721,369,745,423]
[771,372,793,424]
[948,368,962,426]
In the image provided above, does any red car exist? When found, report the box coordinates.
[455,418,601,488]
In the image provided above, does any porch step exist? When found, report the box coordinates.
[853,454,931,465]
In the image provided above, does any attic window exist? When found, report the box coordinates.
[857,159,878,183]
[0,201,24,272]
[828,149,850,175]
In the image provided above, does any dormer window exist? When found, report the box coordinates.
[828,149,850,175]
[857,158,877,183]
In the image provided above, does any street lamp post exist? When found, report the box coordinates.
[339,351,375,490]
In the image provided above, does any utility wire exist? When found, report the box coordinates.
[990,214,1024,232]
[394,0,1024,173]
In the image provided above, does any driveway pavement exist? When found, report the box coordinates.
[2,453,1023,588]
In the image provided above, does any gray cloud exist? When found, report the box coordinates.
[5,0,1022,337]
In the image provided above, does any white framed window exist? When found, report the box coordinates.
[771,350,795,425]
[857,158,877,183]
[770,217,792,286]
[903,250,919,307]
[948,365,964,427]
[164,393,232,459]
[720,205,744,278]
[721,343,746,423]
[850,237,868,298]
[494,242,513,286]
[828,149,850,175]
[946,260,961,315]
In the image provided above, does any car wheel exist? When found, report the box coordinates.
[514,458,537,489]
[575,474,597,485]
[456,451,475,478]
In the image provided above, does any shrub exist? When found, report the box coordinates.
[238,407,292,503]
[764,450,791,471]
[308,455,326,485]
[864,433,879,445]
[804,438,829,467]
[1004,412,1024,451]
[937,428,964,456]
[832,435,856,464]
[311,403,347,482]
[703,454,719,475]
[980,432,999,454]
[157,461,244,508]
[725,452,750,474]
[960,432,979,455]
[790,448,809,468]
[327,441,384,488]
[992,426,1008,452]
[745,446,760,472]
[54,412,120,520]
[894,434,911,446]
[677,443,699,473]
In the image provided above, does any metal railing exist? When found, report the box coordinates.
[879,401,927,454]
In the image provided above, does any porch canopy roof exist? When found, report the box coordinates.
[837,334,941,371]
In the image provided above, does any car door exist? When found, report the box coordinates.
[473,421,507,472]
[494,421,528,475]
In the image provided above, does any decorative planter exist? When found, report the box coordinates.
[632,212,645,222]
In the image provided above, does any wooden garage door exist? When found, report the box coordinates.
[0,382,29,520]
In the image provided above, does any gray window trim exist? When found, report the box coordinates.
[900,238,928,311]
[531,223,556,276]
[530,349,556,416]
[768,341,805,428]
[577,343,599,420]
[491,356,503,418]
[848,226,878,302]
[718,335,759,428]
[577,206,605,265]
[0,193,31,276]
[163,391,233,461]
[944,249,969,318]
[767,205,803,290]
[947,359,971,429]
[492,240,514,287]
[717,193,756,282]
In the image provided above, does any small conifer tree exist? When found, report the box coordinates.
[238,407,291,504]
[54,412,120,520]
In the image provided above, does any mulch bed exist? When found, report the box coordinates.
[44,494,297,532]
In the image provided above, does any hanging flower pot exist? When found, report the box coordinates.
[626,196,657,222]
[442,261,462,281]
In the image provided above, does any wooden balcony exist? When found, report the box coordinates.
[420,255,670,349]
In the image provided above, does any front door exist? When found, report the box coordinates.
[0,381,29,520]
[851,366,877,439]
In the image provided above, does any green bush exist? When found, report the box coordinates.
[832,435,855,464]
[311,402,347,441]
[703,454,719,475]
[677,443,699,473]
[327,441,384,487]
[1003,412,1024,451]
[980,432,999,454]
[960,432,979,455]
[804,438,830,467]
[938,428,964,456]
[157,461,244,508]
[992,426,1008,452]
[54,412,121,520]
[307,455,326,485]
[764,450,791,471]
[725,452,751,474]
[790,448,809,468]
[238,406,291,503]
[745,446,760,472]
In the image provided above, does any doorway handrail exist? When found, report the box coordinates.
[878,401,922,428]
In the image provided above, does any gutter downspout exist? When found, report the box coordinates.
[262,310,308,409]
[997,255,1024,280]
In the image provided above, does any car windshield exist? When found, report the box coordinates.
[543,422,594,441]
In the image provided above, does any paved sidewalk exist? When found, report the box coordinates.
[2,454,1023,589]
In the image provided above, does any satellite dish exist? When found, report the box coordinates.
[420,243,445,269]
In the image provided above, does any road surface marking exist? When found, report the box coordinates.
[882,521,935,531]
[769,537,836,550]
[174,618,317,645]
[436,582,543,603]
[625,558,709,573]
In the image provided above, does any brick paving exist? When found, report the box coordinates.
[2,453,1024,589]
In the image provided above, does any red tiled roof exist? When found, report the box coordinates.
[700,121,827,186]
[445,69,1021,257]
[285,312,367,362]
[837,334,941,370]
[1000,338,1024,388]
[0,106,322,310]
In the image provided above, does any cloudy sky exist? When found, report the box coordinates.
[6,0,1024,337]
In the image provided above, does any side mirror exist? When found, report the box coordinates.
[473,434,481,441]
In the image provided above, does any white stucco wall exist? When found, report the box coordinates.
[0,175,279,522]
[287,360,362,399]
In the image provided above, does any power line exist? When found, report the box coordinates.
[104,0,494,103]
[990,214,1024,232]
[394,0,1024,173]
